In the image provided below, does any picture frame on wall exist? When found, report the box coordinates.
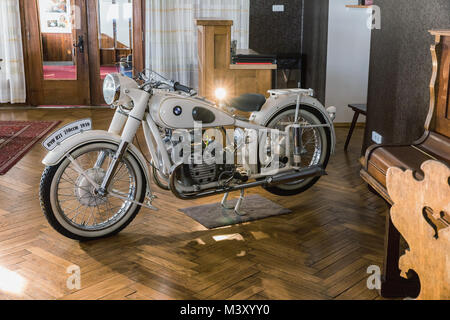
[39,0,72,34]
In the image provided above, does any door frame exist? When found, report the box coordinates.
[20,0,91,106]
[86,0,145,106]
[19,0,145,106]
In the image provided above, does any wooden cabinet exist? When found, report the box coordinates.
[196,19,276,101]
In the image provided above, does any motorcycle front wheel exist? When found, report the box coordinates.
[39,142,146,241]
[263,105,332,196]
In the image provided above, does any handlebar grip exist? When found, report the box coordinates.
[174,82,193,94]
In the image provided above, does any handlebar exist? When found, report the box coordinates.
[174,82,194,94]
[138,70,196,95]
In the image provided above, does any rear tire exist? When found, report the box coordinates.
[263,105,332,196]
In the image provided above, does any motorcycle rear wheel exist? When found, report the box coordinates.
[39,142,146,241]
[263,105,332,196]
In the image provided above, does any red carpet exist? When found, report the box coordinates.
[43,66,118,80]
[0,121,61,175]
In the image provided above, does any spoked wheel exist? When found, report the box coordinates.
[263,105,331,196]
[39,142,146,241]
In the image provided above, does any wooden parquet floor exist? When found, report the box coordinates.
[0,109,388,300]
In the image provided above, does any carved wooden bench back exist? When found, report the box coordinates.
[387,161,450,300]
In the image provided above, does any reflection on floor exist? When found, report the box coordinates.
[43,66,118,80]
[0,109,387,300]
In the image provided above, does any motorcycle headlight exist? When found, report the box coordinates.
[103,73,121,105]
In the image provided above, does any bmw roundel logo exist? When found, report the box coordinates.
[173,106,182,116]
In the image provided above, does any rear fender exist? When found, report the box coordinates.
[250,94,336,154]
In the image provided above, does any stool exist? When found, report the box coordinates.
[344,103,367,151]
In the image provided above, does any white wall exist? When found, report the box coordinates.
[325,0,372,123]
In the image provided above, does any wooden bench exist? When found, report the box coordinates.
[360,29,450,298]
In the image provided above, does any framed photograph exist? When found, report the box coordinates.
[39,0,72,33]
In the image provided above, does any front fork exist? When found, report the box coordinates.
[96,107,141,195]
[97,141,129,196]
[94,108,129,169]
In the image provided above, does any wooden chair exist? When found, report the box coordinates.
[344,104,367,151]
[360,30,450,298]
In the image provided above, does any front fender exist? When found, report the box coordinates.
[42,130,151,191]
[250,94,336,155]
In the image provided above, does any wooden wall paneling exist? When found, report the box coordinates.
[99,34,115,66]
[41,33,73,62]
[99,34,132,66]
[100,49,116,67]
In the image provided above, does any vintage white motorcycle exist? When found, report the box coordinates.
[39,70,336,240]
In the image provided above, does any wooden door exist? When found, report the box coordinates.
[21,0,90,105]
[20,0,144,106]
[87,0,144,105]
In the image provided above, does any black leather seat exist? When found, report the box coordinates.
[228,93,266,112]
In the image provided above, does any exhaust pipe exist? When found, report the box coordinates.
[170,165,326,200]
[265,165,326,185]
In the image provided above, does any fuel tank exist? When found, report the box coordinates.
[149,90,235,129]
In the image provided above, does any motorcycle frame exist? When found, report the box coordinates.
[102,88,331,195]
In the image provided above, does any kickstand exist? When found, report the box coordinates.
[221,190,246,216]
[221,192,234,210]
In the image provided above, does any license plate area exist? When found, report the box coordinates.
[42,118,92,151]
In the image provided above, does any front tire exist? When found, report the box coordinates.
[39,142,146,241]
[263,105,332,196]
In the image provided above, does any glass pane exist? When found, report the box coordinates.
[38,0,77,80]
[98,0,133,79]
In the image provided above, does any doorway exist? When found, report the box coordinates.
[20,0,144,106]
